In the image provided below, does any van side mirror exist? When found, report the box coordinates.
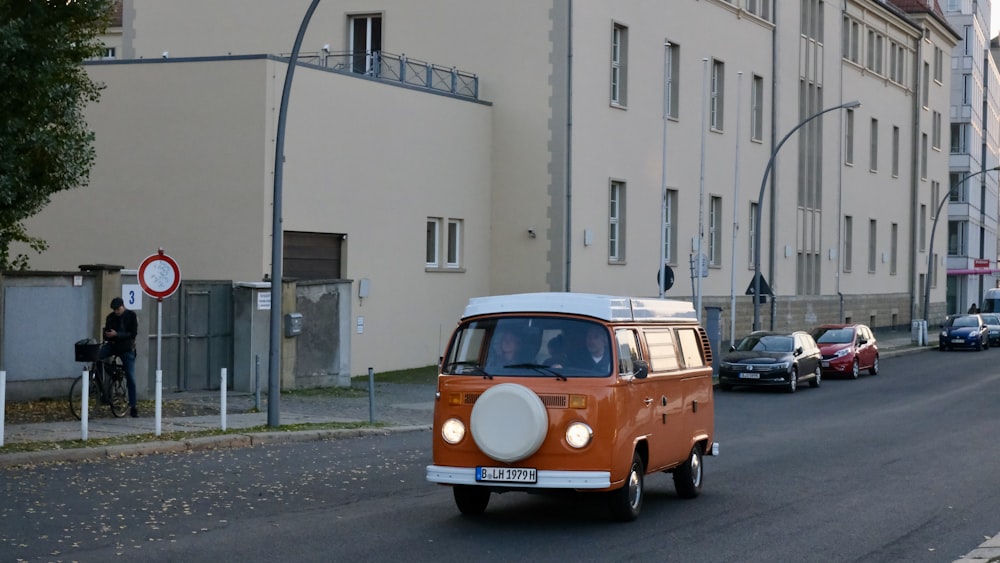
[633,360,649,380]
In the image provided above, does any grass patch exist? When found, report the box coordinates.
[0,420,384,454]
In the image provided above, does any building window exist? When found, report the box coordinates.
[868,219,877,273]
[866,30,884,75]
[891,126,899,177]
[710,59,725,130]
[350,14,382,75]
[665,189,677,263]
[751,74,764,141]
[427,217,463,270]
[666,42,679,118]
[845,109,854,165]
[962,74,971,104]
[931,253,938,287]
[932,111,941,149]
[869,118,878,172]
[426,218,441,268]
[889,41,905,84]
[948,221,966,255]
[709,196,722,266]
[950,124,969,154]
[844,215,853,273]
[611,23,628,107]
[950,172,966,202]
[447,219,462,268]
[747,0,771,20]
[930,181,940,219]
[749,202,758,269]
[920,204,927,252]
[890,222,898,275]
[933,47,943,82]
[920,133,928,179]
[609,180,625,262]
[922,62,930,107]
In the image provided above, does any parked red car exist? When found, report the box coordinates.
[809,324,879,379]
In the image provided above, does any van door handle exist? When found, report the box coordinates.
[643,397,653,406]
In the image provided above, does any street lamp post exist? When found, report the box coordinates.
[752,100,861,331]
[922,166,1000,323]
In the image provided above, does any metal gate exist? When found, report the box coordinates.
[147,281,232,391]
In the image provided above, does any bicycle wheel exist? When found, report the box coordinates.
[68,372,99,421]
[107,362,129,418]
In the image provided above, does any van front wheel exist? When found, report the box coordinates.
[608,452,644,522]
[453,485,490,516]
[673,445,703,499]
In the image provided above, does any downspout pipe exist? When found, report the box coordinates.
[564,0,573,292]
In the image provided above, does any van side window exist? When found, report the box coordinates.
[676,328,706,368]
[615,329,640,375]
[644,329,680,372]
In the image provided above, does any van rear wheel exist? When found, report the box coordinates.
[453,486,490,515]
[672,445,703,499]
[608,452,644,522]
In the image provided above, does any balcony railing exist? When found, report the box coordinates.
[282,50,479,100]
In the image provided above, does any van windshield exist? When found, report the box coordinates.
[442,316,613,378]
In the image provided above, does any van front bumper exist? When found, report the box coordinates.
[426,465,611,489]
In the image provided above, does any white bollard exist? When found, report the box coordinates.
[155,369,162,436]
[220,367,227,431]
[0,370,6,447]
[81,369,89,441]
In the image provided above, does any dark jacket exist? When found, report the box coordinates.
[104,309,138,355]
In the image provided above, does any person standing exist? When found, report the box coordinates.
[101,297,139,417]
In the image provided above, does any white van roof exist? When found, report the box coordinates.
[462,293,698,322]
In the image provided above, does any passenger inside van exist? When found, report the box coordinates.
[572,326,612,374]
[489,330,524,367]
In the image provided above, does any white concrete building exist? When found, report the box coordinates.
[17,1,966,378]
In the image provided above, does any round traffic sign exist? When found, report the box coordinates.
[138,250,181,300]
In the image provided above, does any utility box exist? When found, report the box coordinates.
[704,306,723,374]
[233,282,272,393]
[284,312,303,337]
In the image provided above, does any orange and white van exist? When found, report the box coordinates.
[426,292,718,521]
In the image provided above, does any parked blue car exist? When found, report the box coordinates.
[938,314,989,351]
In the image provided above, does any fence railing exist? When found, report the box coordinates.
[282,50,479,100]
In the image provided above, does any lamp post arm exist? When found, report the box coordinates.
[753,101,859,331]
[922,166,1000,322]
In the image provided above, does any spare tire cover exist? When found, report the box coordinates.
[470,383,549,463]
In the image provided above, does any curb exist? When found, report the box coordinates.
[0,425,430,469]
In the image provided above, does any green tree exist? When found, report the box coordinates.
[0,0,112,270]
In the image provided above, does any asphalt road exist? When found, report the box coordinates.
[1,349,998,562]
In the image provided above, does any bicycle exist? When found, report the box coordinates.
[69,339,129,420]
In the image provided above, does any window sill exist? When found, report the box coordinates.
[425,267,466,273]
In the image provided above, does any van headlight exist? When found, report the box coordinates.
[441,417,466,444]
[565,422,593,449]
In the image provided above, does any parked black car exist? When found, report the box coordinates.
[717,331,822,393]
[939,314,989,351]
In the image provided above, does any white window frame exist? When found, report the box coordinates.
[611,24,628,107]
[666,43,679,118]
[870,118,878,172]
[426,218,441,268]
[844,215,853,273]
[890,222,898,275]
[609,180,626,262]
[710,59,725,131]
[891,126,900,177]
[845,109,854,165]
[446,219,462,268]
[749,202,758,269]
[868,219,877,274]
[751,74,764,141]
[709,196,722,266]
[665,189,677,264]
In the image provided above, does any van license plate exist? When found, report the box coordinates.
[477,466,537,484]
[739,372,760,379]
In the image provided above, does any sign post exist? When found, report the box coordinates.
[138,249,181,436]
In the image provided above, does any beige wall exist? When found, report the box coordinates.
[22,57,494,374]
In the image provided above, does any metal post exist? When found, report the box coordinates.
[730,71,743,346]
[0,371,6,446]
[270,0,322,427]
[753,101,861,331]
[659,42,671,298]
[923,166,1000,321]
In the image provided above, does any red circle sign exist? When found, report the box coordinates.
[138,251,181,299]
